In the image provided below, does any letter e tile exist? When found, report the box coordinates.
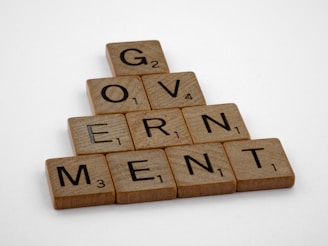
[223,138,295,192]
[68,114,134,155]
[45,154,115,209]
[106,40,169,76]
[106,149,177,204]
[165,143,236,198]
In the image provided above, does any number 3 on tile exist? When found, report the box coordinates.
[96,179,106,188]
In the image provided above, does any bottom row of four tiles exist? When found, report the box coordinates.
[46,138,295,209]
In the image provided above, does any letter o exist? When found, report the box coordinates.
[101,84,129,103]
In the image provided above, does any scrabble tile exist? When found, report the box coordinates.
[165,143,236,198]
[45,154,115,209]
[223,138,295,192]
[126,108,192,150]
[182,103,250,144]
[106,40,169,76]
[87,76,151,114]
[141,72,206,109]
[106,149,177,204]
[68,114,134,155]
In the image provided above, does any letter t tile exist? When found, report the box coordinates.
[223,138,295,192]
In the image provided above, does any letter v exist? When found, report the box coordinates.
[157,80,180,97]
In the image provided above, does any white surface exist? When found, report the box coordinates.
[1,0,327,245]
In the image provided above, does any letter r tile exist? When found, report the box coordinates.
[106,40,170,76]
[87,76,151,114]
[106,149,177,204]
[45,154,115,209]
[126,108,192,150]
[68,114,134,155]
[223,138,295,192]
[165,143,236,198]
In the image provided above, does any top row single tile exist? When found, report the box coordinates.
[106,40,170,76]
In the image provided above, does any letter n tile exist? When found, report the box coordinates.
[165,143,236,198]
[182,103,250,143]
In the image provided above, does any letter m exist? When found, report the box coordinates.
[57,165,91,186]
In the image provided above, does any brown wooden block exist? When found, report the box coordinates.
[223,138,295,192]
[87,76,151,114]
[182,103,250,144]
[165,143,236,198]
[126,108,192,150]
[68,114,134,155]
[45,154,115,209]
[106,40,169,76]
[141,72,206,109]
[106,149,177,204]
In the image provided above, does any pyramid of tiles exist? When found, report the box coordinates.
[45,40,295,209]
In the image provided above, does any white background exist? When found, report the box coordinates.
[1,0,327,245]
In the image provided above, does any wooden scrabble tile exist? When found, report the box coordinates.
[68,114,134,155]
[87,76,151,114]
[126,108,192,150]
[106,149,177,204]
[165,143,236,198]
[45,154,115,209]
[141,72,206,109]
[106,40,169,76]
[223,138,295,192]
[182,103,250,144]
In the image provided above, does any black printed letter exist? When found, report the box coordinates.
[202,113,231,133]
[127,160,155,181]
[120,48,147,66]
[101,84,129,103]
[142,118,170,137]
[242,148,265,168]
[87,124,112,143]
[157,80,180,97]
[57,165,91,186]
[184,153,214,175]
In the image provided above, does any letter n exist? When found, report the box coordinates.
[184,153,214,175]
[57,165,91,186]
[201,113,231,133]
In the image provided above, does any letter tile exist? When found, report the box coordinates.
[106,149,177,204]
[68,114,134,155]
[182,103,250,143]
[126,108,192,150]
[141,72,206,109]
[106,40,169,76]
[45,154,115,209]
[165,143,236,198]
[87,76,151,114]
[223,138,295,191]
